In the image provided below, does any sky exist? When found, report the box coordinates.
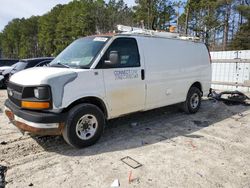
[0,0,135,31]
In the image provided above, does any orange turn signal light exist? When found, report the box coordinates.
[21,101,50,109]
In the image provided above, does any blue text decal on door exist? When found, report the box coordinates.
[114,70,139,80]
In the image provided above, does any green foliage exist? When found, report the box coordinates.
[230,5,250,50]
[178,0,250,50]
[106,0,134,30]
[19,16,40,58]
[0,0,249,58]
[134,0,176,30]
[0,17,41,58]
[38,4,65,56]
[1,19,22,58]
[0,0,135,58]
[182,0,220,34]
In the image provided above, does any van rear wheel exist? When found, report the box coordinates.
[63,104,105,148]
[182,87,201,114]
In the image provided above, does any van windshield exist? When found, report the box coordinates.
[50,36,110,69]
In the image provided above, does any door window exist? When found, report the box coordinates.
[100,38,140,68]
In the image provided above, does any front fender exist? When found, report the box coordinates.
[63,94,111,118]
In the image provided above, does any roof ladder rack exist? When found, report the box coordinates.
[117,25,200,41]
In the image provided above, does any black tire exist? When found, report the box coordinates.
[182,87,202,114]
[63,103,105,148]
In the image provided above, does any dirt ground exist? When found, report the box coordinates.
[0,89,250,188]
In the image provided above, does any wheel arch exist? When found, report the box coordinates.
[190,81,203,96]
[63,96,108,118]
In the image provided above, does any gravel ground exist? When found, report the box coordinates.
[0,89,250,188]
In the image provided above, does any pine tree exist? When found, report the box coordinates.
[231,3,250,49]
[38,5,64,56]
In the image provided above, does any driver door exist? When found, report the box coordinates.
[99,37,146,118]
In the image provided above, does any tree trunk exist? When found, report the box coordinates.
[185,0,190,35]
[223,1,231,50]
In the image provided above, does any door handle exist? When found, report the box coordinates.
[141,69,145,80]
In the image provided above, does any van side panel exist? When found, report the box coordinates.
[137,36,211,110]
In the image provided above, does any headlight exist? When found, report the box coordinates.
[33,86,50,100]
[34,88,39,98]
[21,86,51,110]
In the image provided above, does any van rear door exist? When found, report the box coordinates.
[99,37,145,118]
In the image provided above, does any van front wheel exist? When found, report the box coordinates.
[63,104,105,148]
[183,87,201,114]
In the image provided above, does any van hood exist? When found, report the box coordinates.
[10,67,79,85]
[10,67,80,108]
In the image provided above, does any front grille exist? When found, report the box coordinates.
[8,82,23,93]
[7,82,23,107]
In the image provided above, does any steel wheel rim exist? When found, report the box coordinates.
[76,114,98,140]
[190,93,199,109]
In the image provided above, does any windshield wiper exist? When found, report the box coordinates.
[50,62,70,68]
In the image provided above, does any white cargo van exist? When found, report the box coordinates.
[5,26,211,148]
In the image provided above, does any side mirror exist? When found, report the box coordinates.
[105,51,119,66]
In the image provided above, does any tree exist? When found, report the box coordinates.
[134,0,175,30]
[54,0,96,55]
[0,0,136,58]
[0,32,3,58]
[179,0,224,46]
[18,16,40,58]
[0,16,40,58]
[156,0,176,30]
[1,18,23,58]
[38,4,64,56]
[230,3,250,49]
[3,0,248,58]
[216,0,234,50]
[105,0,134,30]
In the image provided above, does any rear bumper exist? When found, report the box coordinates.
[4,99,67,135]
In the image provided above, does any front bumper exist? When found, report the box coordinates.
[4,99,68,135]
